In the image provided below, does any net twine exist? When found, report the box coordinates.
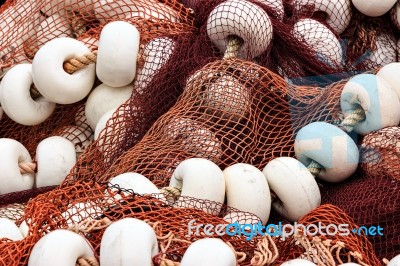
[160,34,244,200]
[67,217,112,266]
[295,234,370,266]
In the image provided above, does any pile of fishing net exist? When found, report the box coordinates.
[0,0,399,264]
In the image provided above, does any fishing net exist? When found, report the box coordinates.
[0,0,197,190]
[1,0,399,263]
[360,126,400,181]
[66,58,346,188]
[0,179,382,265]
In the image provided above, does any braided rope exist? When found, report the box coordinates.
[19,162,37,174]
[340,107,366,133]
[63,51,97,74]
[76,257,99,266]
[160,186,182,203]
[223,36,243,59]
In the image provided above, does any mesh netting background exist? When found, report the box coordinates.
[0,0,400,264]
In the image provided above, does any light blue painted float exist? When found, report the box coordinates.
[341,74,400,135]
[294,122,359,182]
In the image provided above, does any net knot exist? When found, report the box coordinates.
[19,162,37,174]
[68,217,112,234]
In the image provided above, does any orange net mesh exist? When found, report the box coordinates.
[0,180,383,265]
[1,0,399,263]
[66,58,346,188]
[361,127,400,181]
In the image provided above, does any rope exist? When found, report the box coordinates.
[307,160,322,177]
[76,257,99,266]
[19,162,37,174]
[63,51,97,74]
[339,107,366,133]
[160,186,182,203]
[68,217,112,234]
[223,36,243,59]
[250,235,279,266]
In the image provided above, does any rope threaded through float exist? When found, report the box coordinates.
[63,51,97,74]
[19,162,36,174]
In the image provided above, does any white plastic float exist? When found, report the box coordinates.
[0,1,39,77]
[28,229,96,266]
[262,157,321,221]
[293,0,352,34]
[133,37,176,93]
[0,218,24,241]
[94,108,119,142]
[0,138,35,195]
[207,0,273,59]
[96,21,140,87]
[352,0,397,17]
[339,264,362,266]
[341,74,400,135]
[294,122,359,182]
[32,37,96,104]
[0,63,56,126]
[169,158,225,215]
[255,0,285,20]
[281,259,317,265]
[94,0,181,24]
[100,218,159,266]
[58,125,94,155]
[223,163,271,224]
[35,136,77,188]
[387,254,400,266]
[377,63,400,99]
[107,172,163,202]
[180,238,236,266]
[293,18,343,67]
[31,14,73,51]
[85,83,132,131]
[41,0,95,16]
[204,74,250,121]
[367,34,397,67]
[164,117,223,161]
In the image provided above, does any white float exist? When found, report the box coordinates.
[35,136,77,188]
[28,229,96,266]
[96,21,140,87]
[100,218,159,266]
[169,158,225,215]
[262,157,321,221]
[293,0,352,34]
[0,138,35,195]
[387,254,400,266]
[32,37,96,104]
[293,18,343,67]
[85,83,132,131]
[376,62,400,100]
[352,0,397,17]
[0,63,56,126]
[180,238,236,266]
[255,0,284,20]
[0,218,24,241]
[207,0,273,59]
[281,259,317,265]
[134,37,176,93]
[224,163,271,224]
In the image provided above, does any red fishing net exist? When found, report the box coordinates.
[0,0,399,264]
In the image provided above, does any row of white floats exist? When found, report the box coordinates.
[1,0,399,86]
[2,216,400,265]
